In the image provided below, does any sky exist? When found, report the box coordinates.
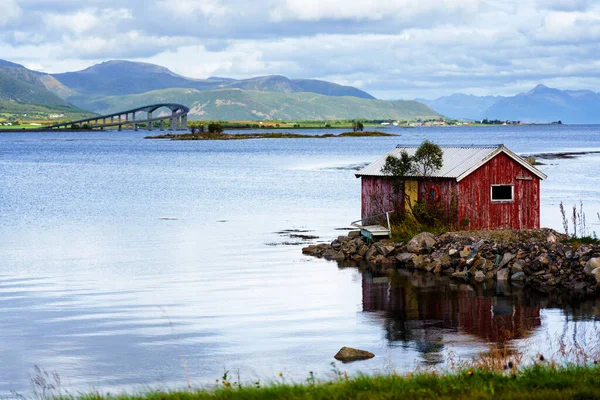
[1,0,600,99]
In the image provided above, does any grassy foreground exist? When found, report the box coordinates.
[73,365,600,400]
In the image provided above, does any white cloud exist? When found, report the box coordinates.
[270,0,480,21]
[0,0,21,25]
[45,8,132,34]
[2,0,600,99]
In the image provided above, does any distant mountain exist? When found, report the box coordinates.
[418,85,600,123]
[483,85,600,124]
[416,93,503,120]
[0,61,70,107]
[84,88,439,121]
[50,60,375,100]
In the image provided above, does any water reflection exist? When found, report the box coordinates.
[362,271,549,363]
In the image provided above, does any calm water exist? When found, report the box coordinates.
[1,125,600,394]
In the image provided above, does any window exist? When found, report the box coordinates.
[491,185,513,202]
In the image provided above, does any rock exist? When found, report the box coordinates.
[358,245,369,257]
[497,268,510,281]
[396,253,414,264]
[334,251,345,261]
[574,282,588,291]
[512,260,525,274]
[474,271,486,282]
[452,270,467,279]
[406,232,437,254]
[449,249,458,256]
[547,233,557,243]
[511,271,526,281]
[376,244,395,257]
[334,346,375,362]
[365,245,378,261]
[302,245,318,254]
[412,255,428,270]
[459,248,471,258]
[498,252,515,269]
[322,249,337,259]
[584,258,600,276]
[348,231,361,238]
[592,267,600,285]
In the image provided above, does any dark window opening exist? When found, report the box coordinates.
[492,185,513,201]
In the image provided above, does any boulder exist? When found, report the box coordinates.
[452,270,467,279]
[512,260,525,274]
[322,249,337,260]
[511,271,526,281]
[592,267,600,285]
[498,252,515,269]
[474,271,486,282]
[406,232,437,254]
[376,244,395,257]
[497,268,510,281]
[334,346,375,362]
[334,251,346,261]
[449,249,458,256]
[396,253,415,264]
[358,245,369,257]
[365,245,378,261]
[584,258,600,276]
[348,231,361,239]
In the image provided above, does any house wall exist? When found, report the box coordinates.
[361,176,401,219]
[457,152,541,229]
[361,176,457,220]
[416,178,458,224]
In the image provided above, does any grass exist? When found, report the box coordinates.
[62,365,600,400]
[145,131,397,140]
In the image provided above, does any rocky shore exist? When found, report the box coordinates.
[302,229,600,296]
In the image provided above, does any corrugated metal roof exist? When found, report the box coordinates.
[355,144,547,181]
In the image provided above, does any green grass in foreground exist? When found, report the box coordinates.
[70,365,600,400]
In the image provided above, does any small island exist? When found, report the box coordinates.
[145,131,398,140]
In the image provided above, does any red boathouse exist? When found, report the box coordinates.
[355,144,547,230]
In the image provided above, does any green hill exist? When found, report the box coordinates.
[84,88,440,120]
[50,60,375,100]
[0,69,69,106]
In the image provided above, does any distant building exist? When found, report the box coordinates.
[355,144,547,230]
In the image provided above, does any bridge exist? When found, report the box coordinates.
[46,103,190,131]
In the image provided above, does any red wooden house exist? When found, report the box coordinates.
[355,144,547,230]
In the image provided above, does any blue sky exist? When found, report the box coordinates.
[1,0,599,99]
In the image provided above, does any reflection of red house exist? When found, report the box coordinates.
[355,145,547,230]
[362,274,540,343]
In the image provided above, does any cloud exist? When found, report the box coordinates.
[1,0,600,99]
[0,0,21,25]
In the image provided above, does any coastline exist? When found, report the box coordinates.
[303,229,600,297]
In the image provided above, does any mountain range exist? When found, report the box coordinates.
[2,58,600,123]
[418,85,600,123]
[0,59,442,121]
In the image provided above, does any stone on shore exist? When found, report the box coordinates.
[497,268,510,281]
[406,232,437,254]
[334,346,375,362]
[584,258,600,276]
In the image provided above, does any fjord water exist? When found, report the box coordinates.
[1,125,600,393]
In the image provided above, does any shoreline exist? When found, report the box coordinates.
[303,229,600,297]
[145,131,398,140]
